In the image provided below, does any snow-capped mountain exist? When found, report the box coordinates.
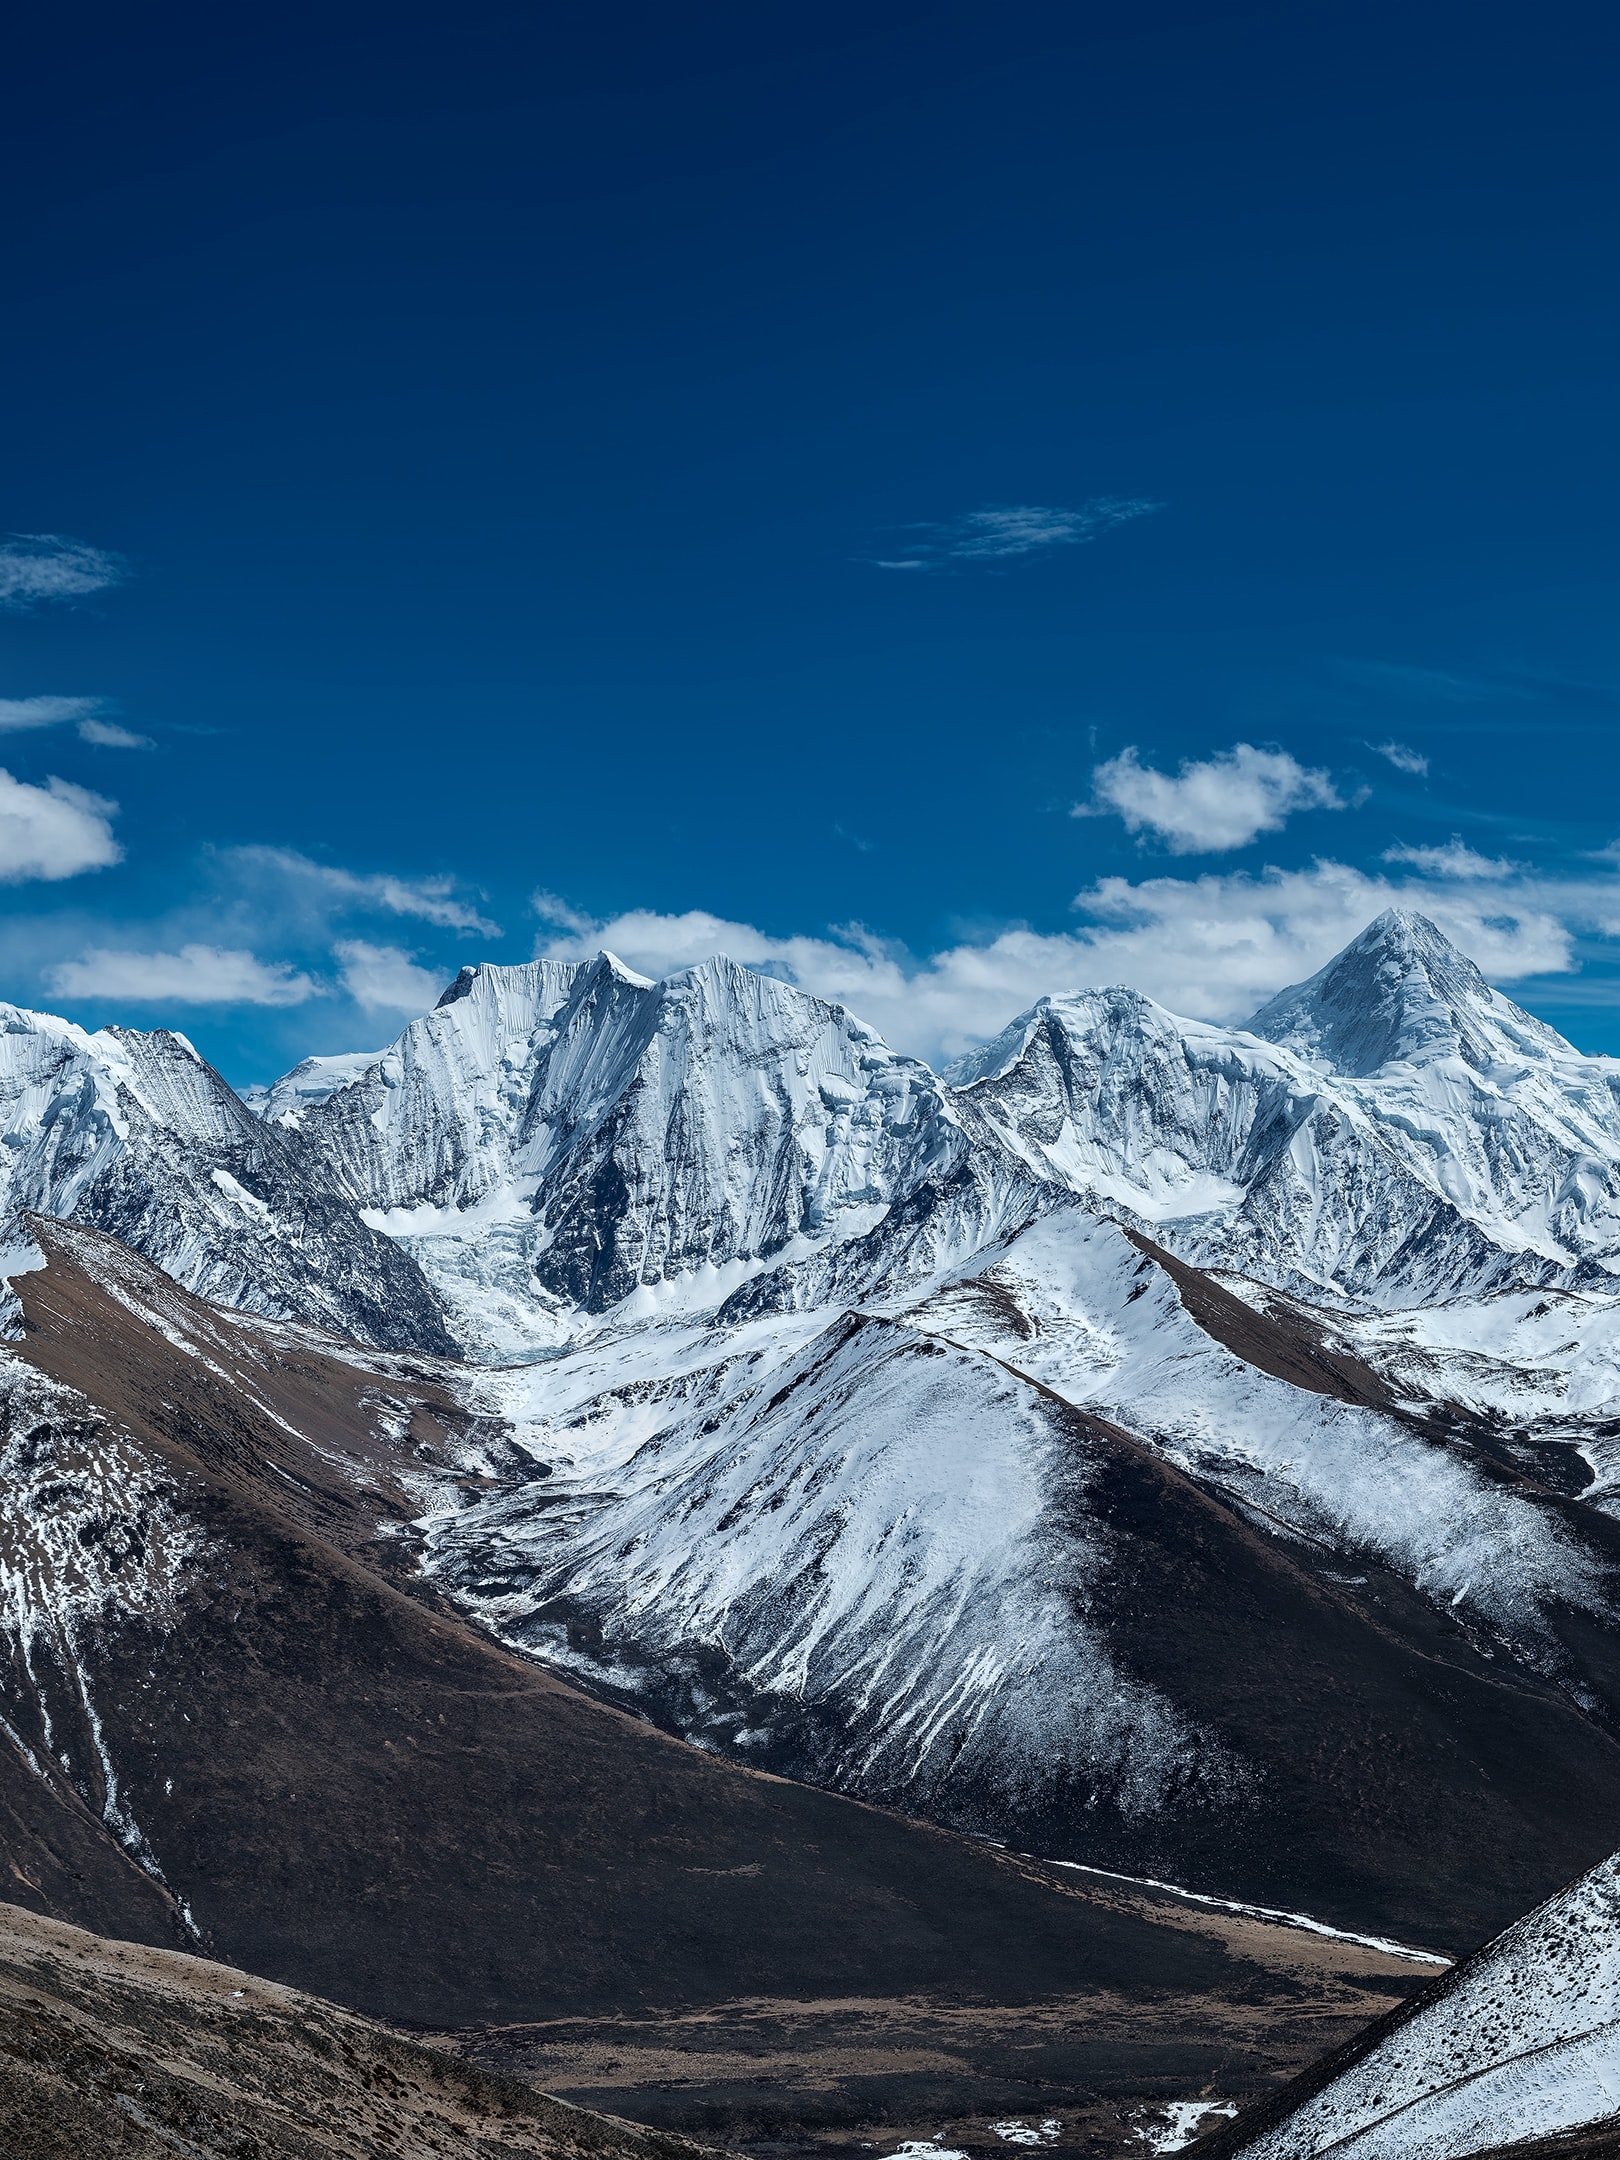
[0,1006,453,1351]
[950,910,1620,1307]
[1210,1847,1620,2157]
[288,951,978,1356]
[418,1201,1620,1940]
[15,907,1620,1956]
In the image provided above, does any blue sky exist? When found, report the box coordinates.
[4,0,1620,1081]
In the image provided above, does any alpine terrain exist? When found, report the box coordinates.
[5,907,1620,2152]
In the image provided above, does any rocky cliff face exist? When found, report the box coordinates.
[289,951,969,1354]
[0,1008,454,1352]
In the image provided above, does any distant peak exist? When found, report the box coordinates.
[435,965,479,1009]
[1245,910,1503,1076]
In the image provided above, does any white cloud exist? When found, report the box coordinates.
[0,535,126,609]
[0,771,120,883]
[47,944,316,1006]
[1369,739,1430,775]
[334,940,447,1015]
[533,861,1593,1064]
[1384,838,1519,879]
[0,697,149,748]
[238,848,499,934]
[0,696,101,733]
[1081,743,1344,854]
[76,718,152,749]
[873,498,1161,570]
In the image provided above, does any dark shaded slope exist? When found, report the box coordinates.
[878,1304,1620,1954]
[0,1217,1414,2100]
[0,1896,715,2160]
[1121,1227,1398,1408]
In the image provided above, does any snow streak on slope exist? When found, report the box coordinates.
[901,1213,1606,1654]
[0,1006,452,1352]
[0,1348,200,1891]
[1232,1851,1620,2157]
[948,912,1620,1309]
[421,1307,1252,1828]
[295,953,972,1357]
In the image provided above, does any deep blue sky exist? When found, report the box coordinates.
[3,0,1619,1081]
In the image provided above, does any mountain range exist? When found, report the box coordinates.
[7,907,1620,2153]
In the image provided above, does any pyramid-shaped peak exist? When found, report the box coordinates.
[1245,909,1502,1076]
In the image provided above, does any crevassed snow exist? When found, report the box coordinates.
[1233,1850,1620,2158]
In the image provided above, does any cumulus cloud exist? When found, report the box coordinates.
[1080,743,1344,854]
[1369,739,1430,776]
[47,945,316,1006]
[0,535,127,609]
[0,771,120,883]
[1384,838,1520,879]
[873,498,1161,571]
[334,941,447,1014]
[532,858,1597,1063]
[237,848,499,934]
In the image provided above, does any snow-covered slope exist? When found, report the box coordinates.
[291,952,974,1355]
[1221,1850,1620,2157]
[423,1293,1251,1829]
[408,1203,1620,1933]
[899,1212,1604,1662]
[949,911,1620,1307]
[243,1048,383,1128]
[0,1007,454,1352]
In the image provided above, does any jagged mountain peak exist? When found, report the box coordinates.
[1244,908,1566,1076]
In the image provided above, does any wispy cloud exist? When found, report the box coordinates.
[47,944,315,1006]
[873,498,1161,571]
[1384,837,1520,879]
[76,718,153,749]
[0,696,101,733]
[1369,739,1429,775]
[0,697,151,749]
[1078,743,1344,854]
[0,771,121,883]
[236,848,500,935]
[334,940,448,1015]
[0,535,127,610]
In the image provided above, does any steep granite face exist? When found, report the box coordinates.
[293,952,967,1351]
[0,1009,454,1352]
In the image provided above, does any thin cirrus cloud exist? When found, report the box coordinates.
[1079,742,1344,854]
[0,534,127,610]
[236,847,500,935]
[0,770,121,883]
[0,697,152,749]
[872,498,1161,571]
[334,940,450,1014]
[46,944,317,1007]
[1369,740,1430,776]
